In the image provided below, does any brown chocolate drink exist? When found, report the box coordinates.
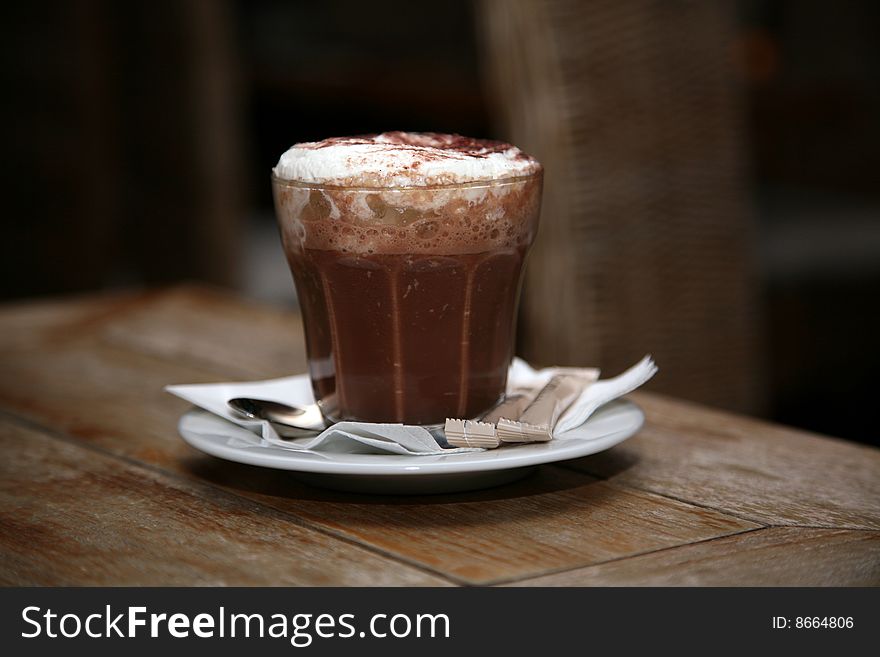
[272,132,542,425]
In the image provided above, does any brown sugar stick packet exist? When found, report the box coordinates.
[480,392,534,425]
[495,374,590,443]
[443,418,498,448]
[445,392,535,448]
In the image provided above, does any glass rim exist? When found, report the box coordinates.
[270,169,542,193]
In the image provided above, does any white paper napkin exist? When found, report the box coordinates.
[166,358,604,455]
[165,376,467,455]
[554,355,658,434]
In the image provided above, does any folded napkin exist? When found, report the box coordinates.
[555,355,658,434]
[166,357,653,456]
[165,375,472,455]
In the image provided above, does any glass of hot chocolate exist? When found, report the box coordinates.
[272,132,542,427]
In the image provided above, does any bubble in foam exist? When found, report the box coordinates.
[395,208,421,226]
[415,220,439,240]
[366,194,387,219]
[300,190,331,221]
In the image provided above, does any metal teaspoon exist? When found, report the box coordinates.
[227,397,328,434]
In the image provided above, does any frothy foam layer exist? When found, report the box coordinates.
[273,132,541,187]
[275,175,542,256]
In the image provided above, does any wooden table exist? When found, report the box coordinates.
[1,285,878,586]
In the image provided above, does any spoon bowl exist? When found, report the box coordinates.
[228,397,327,434]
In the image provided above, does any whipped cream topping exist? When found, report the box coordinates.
[273,132,541,187]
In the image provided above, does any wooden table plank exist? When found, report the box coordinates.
[563,393,880,530]
[0,340,757,584]
[185,463,757,584]
[0,290,151,352]
[100,284,306,379]
[0,418,449,586]
[2,285,878,586]
[509,527,880,586]
[82,285,880,533]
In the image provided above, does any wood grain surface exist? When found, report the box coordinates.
[511,527,880,586]
[0,419,446,586]
[564,393,880,530]
[0,341,756,584]
[0,286,878,586]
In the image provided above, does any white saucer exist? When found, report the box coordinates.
[178,399,644,494]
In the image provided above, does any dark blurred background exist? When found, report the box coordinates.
[4,1,879,446]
